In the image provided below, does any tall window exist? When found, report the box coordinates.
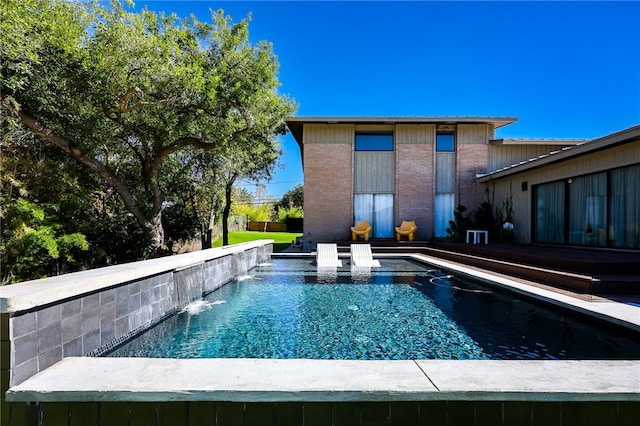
[354,194,394,238]
[569,173,606,246]
[353,132,395,238]
[435,132,456,236]
[533,165,640,249]
[534,181,565,244]
[609,164,640,248]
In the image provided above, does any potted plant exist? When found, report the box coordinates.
[502,221,514,243]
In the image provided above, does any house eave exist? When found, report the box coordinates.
[490,138,587,146]
[286,116,518,146]
[478,124,640,182]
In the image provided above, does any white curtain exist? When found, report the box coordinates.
[569,173,606,246]
[354,194,394,238]
[434,193,454,237]
[535,181,564,244]
[373,194,394,238]
[610,165,640,248]
[354,194,373,225]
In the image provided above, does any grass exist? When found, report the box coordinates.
[212,231,303,253]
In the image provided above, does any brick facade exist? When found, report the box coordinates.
[303,143,353,245]
[287,118,510,245]
[458,143,490,211]
[396,143,434,240]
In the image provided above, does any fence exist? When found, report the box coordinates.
[247,218,303,233]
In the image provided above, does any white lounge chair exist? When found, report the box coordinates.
[350,244,381,268]
[316,243,342,267]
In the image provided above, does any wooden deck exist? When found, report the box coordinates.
[335,240,640,295]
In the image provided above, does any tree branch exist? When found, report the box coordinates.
[7,103,154,233]
[150,100,254,175]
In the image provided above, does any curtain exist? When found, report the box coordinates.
[354,194,394,238]
[434,193,454,237]
[373,194,394,238]
[354,194,373,225]
[569,173,606,246]
[535,181,565,243]
[610,165,640,248]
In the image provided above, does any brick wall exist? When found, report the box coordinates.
[303,143,353,245]
[300,122,496,242]
[396,143,434,240]
[458,143,489,211]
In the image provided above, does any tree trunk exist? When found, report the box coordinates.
[10,107,168,254]
[222,180,233,246]
[145,213,166,256]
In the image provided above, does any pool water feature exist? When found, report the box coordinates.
[108,258,640,360]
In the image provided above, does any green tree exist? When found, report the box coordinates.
[214,132,284,245]
[1,123,151,278]
[276,184,304,210]
[1,0,295,255]
[1,198,88,283]
[276,205,303,223]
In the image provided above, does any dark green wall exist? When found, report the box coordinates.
[4,400,640,426]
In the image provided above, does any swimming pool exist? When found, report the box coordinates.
[108,258,640,360]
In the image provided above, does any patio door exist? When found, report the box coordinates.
[354,194,394,238]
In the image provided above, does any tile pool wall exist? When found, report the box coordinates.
[0,241,272,423]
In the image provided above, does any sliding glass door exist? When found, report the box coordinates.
[354,194,394,238]
[609,165,640,248]
[535,181,565,244]
[533,165,640,249]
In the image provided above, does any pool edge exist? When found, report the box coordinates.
[6,358,640,403]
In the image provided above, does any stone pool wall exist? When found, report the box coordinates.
[0,241,272,423]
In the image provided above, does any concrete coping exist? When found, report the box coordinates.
[6,358,640,402]
[0,240,274,313]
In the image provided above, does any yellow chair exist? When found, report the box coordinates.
[350,221,372,241]
[395,221,417,241]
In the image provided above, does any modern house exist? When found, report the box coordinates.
[480,124,640,249]
[287,116,597,248]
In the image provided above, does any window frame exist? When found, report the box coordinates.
[354,132,394,152]
[436,132,456,152]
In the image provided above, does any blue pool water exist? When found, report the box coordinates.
[108,258,640,360]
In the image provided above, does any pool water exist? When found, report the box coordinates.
[108,258,640,360]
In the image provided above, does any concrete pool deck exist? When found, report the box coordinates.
[4,251,640,406]
[6,358,639,402]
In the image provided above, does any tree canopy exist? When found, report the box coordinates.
[277,184,303,210]
[1,0,296,263]
[1,0,296,281]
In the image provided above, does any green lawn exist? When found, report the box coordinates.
[212,231,303,253]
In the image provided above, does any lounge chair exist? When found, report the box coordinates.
[316,243,342,267]
[395,220,417,241]
[350,221,372,241]
[350,244,381,267]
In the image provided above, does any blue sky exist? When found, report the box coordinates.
[137,1,640,199]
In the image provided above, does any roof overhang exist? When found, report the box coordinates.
[478,124,640,182]
[490,138,587,146]
[286,116,518,146]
